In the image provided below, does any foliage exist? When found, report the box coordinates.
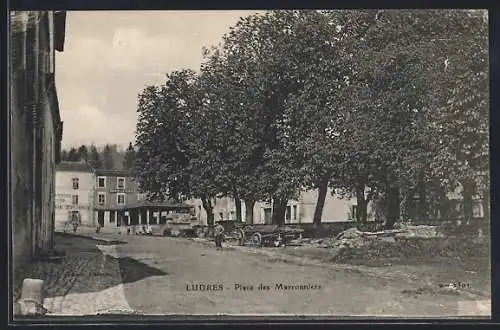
[123,142,136,173]
[88,144,102,170]
[101,144,115,170]
[132,10,488,227]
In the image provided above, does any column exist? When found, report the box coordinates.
[138,210,142,225]
[146,209,150,225]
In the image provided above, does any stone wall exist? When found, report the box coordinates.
[11,11,35,276]
[11,11,63,274]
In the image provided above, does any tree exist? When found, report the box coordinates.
[77,145,88,162]
[102,144,115,170]
[203,11,318,225]
[123,142,136,173]
[135,70,220,226]
[355,10,489,227]
[67,147,79,161]
[60,149,68,161]
[88,144,102,170]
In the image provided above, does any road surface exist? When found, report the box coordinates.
[96,233,489,317]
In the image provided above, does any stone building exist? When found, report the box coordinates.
[94,169,140,228]
[11,11,66,273]
[55,161,95,230]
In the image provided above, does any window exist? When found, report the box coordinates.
[72,177,79,189]
[97,176,106,188]
[293,205,298,221]
[117,177,125,189]
[72,195,78,205]
[117,193,126,205]
[98,193,106,205]
[230,211,235,220]
[219,212,224,220]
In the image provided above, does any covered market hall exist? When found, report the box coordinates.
[96,200,194,228]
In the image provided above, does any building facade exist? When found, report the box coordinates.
[11,11,66,273]
[94,169,139,228]
[186,187,368,225]
[55,161,95,230]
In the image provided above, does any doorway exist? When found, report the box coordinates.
[98,210,105,227]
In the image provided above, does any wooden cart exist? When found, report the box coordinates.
[232,224,304,247]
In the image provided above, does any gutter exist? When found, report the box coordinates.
[26,12,42,258]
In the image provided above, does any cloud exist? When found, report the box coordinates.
[58,27,203,78]
[60,105,136,149]
[55,11,266,150]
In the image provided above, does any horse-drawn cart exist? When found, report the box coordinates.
[232,224,304,247]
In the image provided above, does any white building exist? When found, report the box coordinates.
[55,161,95,230]
[186,187,368,225]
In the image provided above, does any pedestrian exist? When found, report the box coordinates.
[214,222,225,250]
[71,212,79,233]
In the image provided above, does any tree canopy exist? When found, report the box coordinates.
[133,10,489,227]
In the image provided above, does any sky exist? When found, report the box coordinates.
[55,10,264,150]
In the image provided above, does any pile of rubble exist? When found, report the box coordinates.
[286,222,488,263]
[287,224,443,249]
[394,223,444,238]
[288,237,331,248]
[331,223,489,262]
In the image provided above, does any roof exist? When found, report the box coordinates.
[98,200,194,211]
[133,200,193,209]
[94,169,132,177]
[56,161,94,173]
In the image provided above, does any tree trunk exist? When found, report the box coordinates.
[313,175,329,228]
[355,185,368,223]
[462,179,474,225]
[386,183,400,229]
[201,197,214,227]
[272,196,288,226]
[232,186,242,223]
[417,177,427,223]
[244,198,255,224]
[404,188,416,222]
[482,188,490,222]
[234,198,242,223]
[437,186,449,221]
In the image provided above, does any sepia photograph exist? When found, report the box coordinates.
[9,9,490,321]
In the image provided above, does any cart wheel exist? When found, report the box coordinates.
[196,227,205,238]
[237,229,245,246]
[250,232,262,247]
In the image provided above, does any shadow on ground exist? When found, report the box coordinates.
[56,232,128,246]
[12,233,167,302]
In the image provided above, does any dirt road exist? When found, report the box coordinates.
[103,233,489,317]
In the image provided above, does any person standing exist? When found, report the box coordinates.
[214,222,225,250]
